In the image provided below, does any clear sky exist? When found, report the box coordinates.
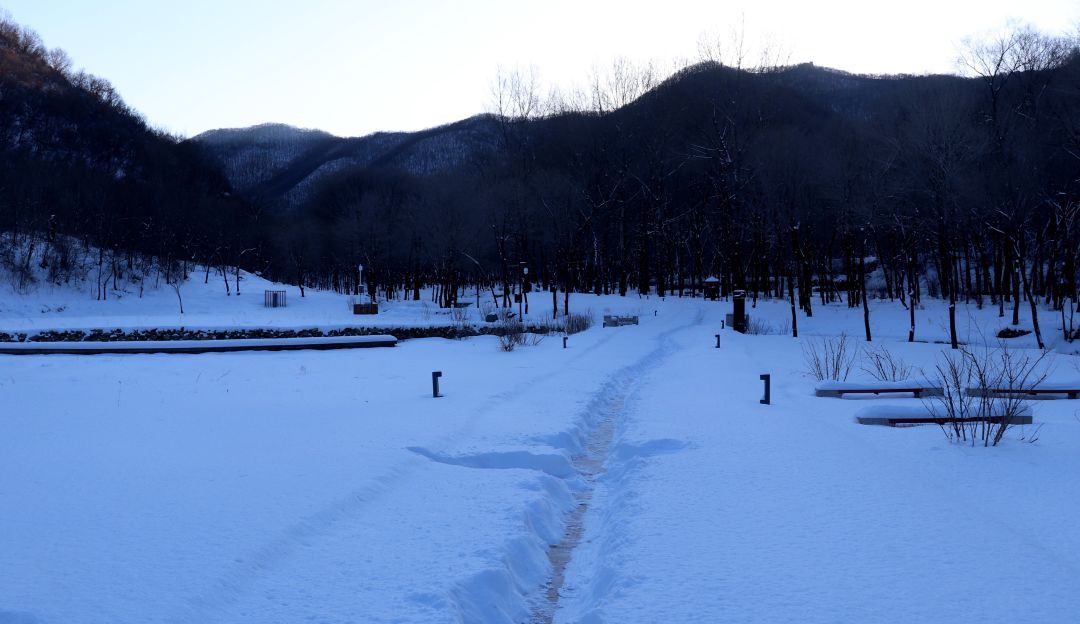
[3,0,1077,138]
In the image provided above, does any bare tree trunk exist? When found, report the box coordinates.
[860,251,871,342]
[788,263,798,339]
[1017,241,1045,349]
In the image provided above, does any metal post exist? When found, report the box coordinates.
[760,374,771,405]
[432,371,442,398]
[563,336,568,349]
[715,334,720,348]
[721,319,725,330]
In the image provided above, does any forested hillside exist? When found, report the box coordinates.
[0,15,260,297]
[3,14,1079,346]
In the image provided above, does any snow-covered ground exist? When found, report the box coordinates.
[0,269,480,333]
[2,279,1080,623]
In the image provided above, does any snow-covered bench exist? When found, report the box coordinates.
[602,315,639,328]
[965,381,1080,400]
[855,403,1034,427]
[815,379,944,398]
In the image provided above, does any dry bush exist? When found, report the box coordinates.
[861,345,913,381]
[497,319,526,351]
[928,343,1050,447]
[746,318,791,335]
[563,310,594,335]
[449,305,471,328]
[802,334,859,381]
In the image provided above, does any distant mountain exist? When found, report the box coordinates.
[192,116,501,208]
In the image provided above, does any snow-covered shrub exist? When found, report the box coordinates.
[802,334,858,381]
[563,311,593,335]
[449,305,470,328]
[928,343,1050,447]
[861,345,912,381]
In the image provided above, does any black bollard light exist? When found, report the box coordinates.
[432,371,443,398]
[721,319,726,330]
[760,374,771,405]
[715,334,720,348]
[563,336,568,349]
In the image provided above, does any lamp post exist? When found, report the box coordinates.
[519,264,529,320]
[357,264,364,299]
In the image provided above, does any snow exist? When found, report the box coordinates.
[554,328,1080,623]
[3,279,1080,623]
[0,264,486,334]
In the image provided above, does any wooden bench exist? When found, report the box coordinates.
[966,386,1079,400]
[855,404,1033,427]
[815,380,944,398]
[857,414,1035,427]
[603,315,639,328]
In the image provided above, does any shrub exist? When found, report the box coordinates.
[928,343,1050,447]
[563,311,594,335]
[861,345,912,381]
[802,334,858,381]
[746,318,791,336]
[497,319,526,351]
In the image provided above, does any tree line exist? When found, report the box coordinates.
[2,14,1079,346]
[281,25,1080,347]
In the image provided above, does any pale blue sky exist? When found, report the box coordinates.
[3,0,1077,138]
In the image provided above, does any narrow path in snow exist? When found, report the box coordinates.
[167,321,629,623]
[530,311,702,623]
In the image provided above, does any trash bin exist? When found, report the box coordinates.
[732,289,746,333]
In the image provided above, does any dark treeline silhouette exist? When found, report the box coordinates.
[3,13,1079,345]
[246,26,1079,347]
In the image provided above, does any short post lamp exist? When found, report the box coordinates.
[519,264,529,320]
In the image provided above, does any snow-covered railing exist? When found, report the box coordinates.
[0,334,397,355]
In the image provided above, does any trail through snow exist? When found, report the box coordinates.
[530,311,703,622]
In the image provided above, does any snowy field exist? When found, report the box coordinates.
[3,280,1080,623]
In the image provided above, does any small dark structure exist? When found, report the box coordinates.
[703,276,721,301]
[264,290,287,308]
[353,302,379,315]
[729,290,747,333]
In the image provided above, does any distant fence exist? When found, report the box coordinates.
[264,290,287,308]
